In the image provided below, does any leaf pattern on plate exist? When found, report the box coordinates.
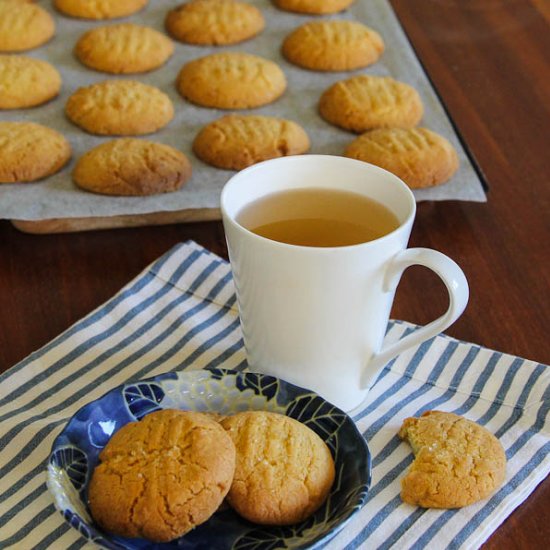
[235,371,279,401]
[123,382,165,420]
[49,446,88,491]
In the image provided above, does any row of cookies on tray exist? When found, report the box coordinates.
[0,0,458,194]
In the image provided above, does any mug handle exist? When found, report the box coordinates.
[361,248,469,390]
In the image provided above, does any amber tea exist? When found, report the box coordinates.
[236,188,400,247]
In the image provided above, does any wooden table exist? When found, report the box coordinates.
[1,1,548,547]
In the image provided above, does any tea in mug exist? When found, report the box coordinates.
[237,188,400,247]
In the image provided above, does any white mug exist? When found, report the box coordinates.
[221,155,468,413]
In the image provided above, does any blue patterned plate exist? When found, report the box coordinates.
[47,368,371,549]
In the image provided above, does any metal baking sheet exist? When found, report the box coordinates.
[0,0,486,221]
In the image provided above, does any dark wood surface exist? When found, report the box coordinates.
[1,0,549,547]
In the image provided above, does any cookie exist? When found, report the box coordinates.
[0,122,71,183]
[345,127,459,189]
[282,20,384,71]
[398,411,507,508]
[89,410,236,542]
[177,52,286,109]
[166,0,264,46]
[54,0,148,20]
[75,24,174,74]
[274,0,355,14]
[319,75,424,133]
[66,80,174,136]
[0,55,61,109]
[193,114,310,170]
[73,139,191,196]
[0,1,55,52]
[221,411,335,525]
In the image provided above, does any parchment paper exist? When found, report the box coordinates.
[0,0,486,221]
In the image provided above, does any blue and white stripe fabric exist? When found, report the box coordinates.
[0,241,548,550]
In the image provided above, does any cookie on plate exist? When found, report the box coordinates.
[0,55,61,109]
[0,1,55,52]
[194,114,310,170]
[89,410,236,542]
[177,52,286,109]
[74,139,191,196]
[53,0,148,20]
[274,0,355,14]
[221,411,335,525]
[398,411,507,508]
[0,122,71,183]
[66,80,174,136]
[75,24,174,74]
[282,20,384,71]
[166,0,264,46]
[319,75,423,133]
[345,127,459,189]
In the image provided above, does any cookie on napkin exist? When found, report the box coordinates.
[75,23,174,74]
[0,122,71,183]
[319,75,423,133]
[73,139,191,196]
[399,410,507,508]
[89,410,236,542]
[282,20,384,71]
[345,127,459,189]
[177,52,286,109]
[193,114,310,170]
[65,80,174,136]
[166,0,264,46]
[0,54,61,109]
[221,411,335,525]
[0,0,55,52]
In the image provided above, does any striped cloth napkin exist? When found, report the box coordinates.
[0,241,548,550]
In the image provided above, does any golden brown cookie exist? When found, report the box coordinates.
[89,410,236,542]
[177,52,286,109]
[319,75,423,133]
[345,127,459,189]
[282,20,384,71]
[54,0,148,20]
[75,24,174,74]
[221,411,335,525]
[0,55,61,109]
[73,139,192,196]
[398,411,507,508]
[0,1,55,52]
[274,0,355,14]
[66,80,174,136]
[166,0,264,46]
[193,115,310,170]
[0,122,71,183]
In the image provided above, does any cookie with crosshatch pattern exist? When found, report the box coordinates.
[75,23,174,74]
[319,74,424,133]
[0,122,71,183]
[274,0,355,14]
[0,0,55,52]
[221,411,335,525]
[166,0,264,46]
[398,410,507,508]
[0,54,61,109]
[177,52,286,109]
[282,20,384,71]
[54,0,148,19]
[88,409,236,541]
[65,80,174,136]
[345,127,459,189]
[193,114,310,170]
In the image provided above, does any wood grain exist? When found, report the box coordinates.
[0,0,548,547]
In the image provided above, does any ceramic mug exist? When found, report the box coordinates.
[221,155,469,413]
